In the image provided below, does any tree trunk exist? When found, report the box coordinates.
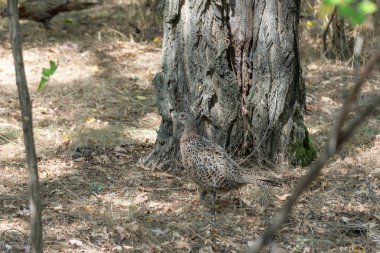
[325,15,352,60]
[8,0,43,251]
[144,0,316,170]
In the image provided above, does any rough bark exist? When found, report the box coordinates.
[144,0,315,170]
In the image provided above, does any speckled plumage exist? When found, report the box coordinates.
[175,111,279,214]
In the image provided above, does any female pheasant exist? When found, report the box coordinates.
[175,111,280,215]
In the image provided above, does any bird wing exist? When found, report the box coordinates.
[197,136,281,186]
[191,136,243,181]
[198,136,240,168]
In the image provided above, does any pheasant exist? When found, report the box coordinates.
[1,0,102,29]
[174,111,280,215]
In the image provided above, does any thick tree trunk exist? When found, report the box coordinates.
[144,0,316,170]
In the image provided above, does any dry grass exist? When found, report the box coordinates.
[0,1,379,252]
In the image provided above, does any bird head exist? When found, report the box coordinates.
[176,111,197,129]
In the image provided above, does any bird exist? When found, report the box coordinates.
[174,111,280,215]
[1,0,103,29]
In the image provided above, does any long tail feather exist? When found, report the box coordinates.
[236,176,282,187]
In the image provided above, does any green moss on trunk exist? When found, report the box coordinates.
[290,127,317,166]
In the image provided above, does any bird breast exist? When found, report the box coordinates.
[179,136,244,191]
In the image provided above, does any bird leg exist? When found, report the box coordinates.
[200,190,207,201]
[209,191,216,215]
[42,20,52,30]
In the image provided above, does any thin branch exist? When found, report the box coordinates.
[323,7,337,53]
[112,86,149,109]
[0,133,22,146]
[246,52,380,253]
[7,0,43,252]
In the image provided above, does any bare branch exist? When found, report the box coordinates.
[322,7,337,53]
[246,52,380,253]
[7,0,43,252]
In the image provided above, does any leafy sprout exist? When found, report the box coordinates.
[38,60,59,92]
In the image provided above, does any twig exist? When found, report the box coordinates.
[0,134,22,147]
[0,194,26,200]
[56,181,85,202]
[138,186,184,192]
[365,177,375,200]
[1,228,27,238]
[246,52,380,253]
[7,0,43,252]
[106,27,128,38]
[112,86,149,108]
[323,7,337,53]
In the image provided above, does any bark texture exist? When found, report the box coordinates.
[144,0,315,170]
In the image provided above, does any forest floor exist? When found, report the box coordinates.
[0,1,379,252]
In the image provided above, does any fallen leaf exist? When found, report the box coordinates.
[343,157,356,164]
[276,194,291,201]
[85,117,96,123]
[53,204,63,210]
[114,146,126,152]
[153,36,162,44]
[69,238,82,247]
[199,246,213,253]
[352,245,366,253]
[112,246,123,252]
[303,246,312,253]
[172,231,182,239]
[135,95,147,100]
[151,228,166,236]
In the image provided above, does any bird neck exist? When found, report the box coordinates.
[183,122,197,138]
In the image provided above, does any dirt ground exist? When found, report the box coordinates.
[0,1,379,252]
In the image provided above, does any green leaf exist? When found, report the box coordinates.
[338,5,356,17]
[42,68,51,77]
[50,60,58,72]
[37,77,49,92]
[37,60,59,92]
[358,1,378,14]
[323,0,376,25]
[339,5,367,24]
[323,0,341,5]
[349,12,366,24]
[63,18,74,24]
[323,0,353,6]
